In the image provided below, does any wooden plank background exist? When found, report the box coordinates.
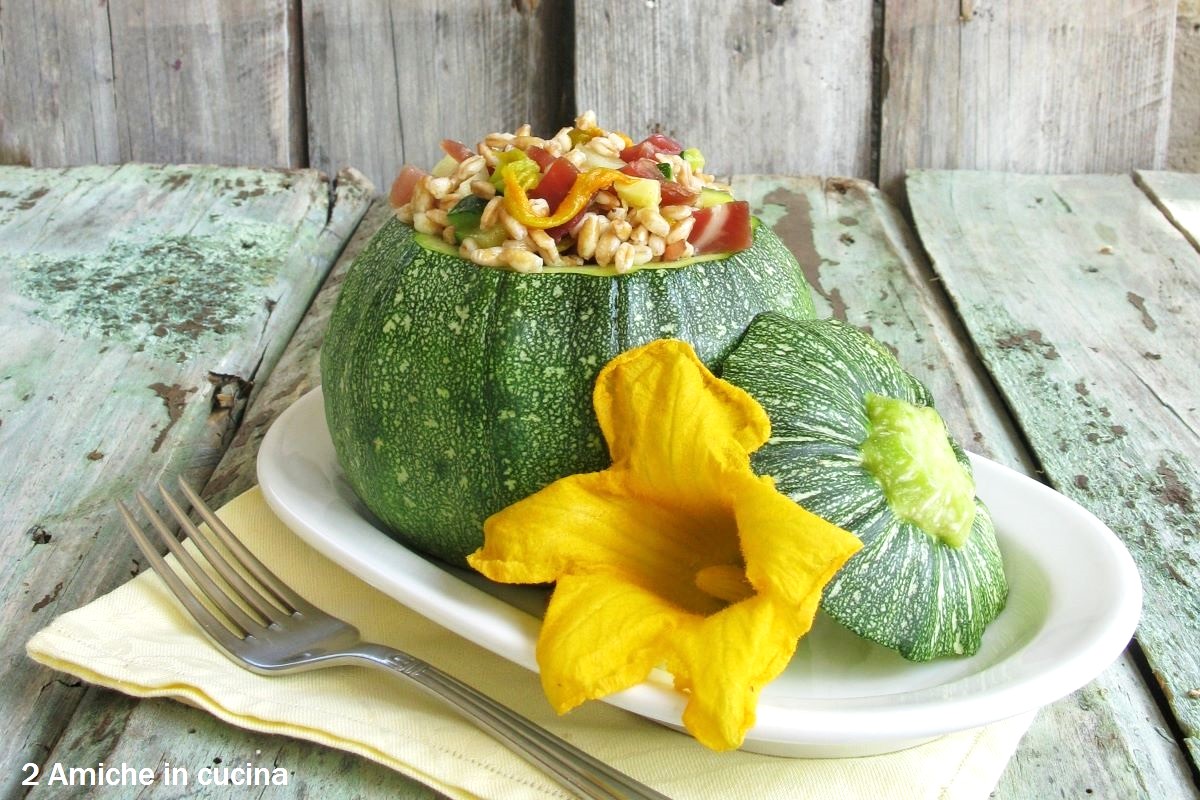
[0,0,1182,195]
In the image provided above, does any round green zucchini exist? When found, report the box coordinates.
[321,218,816,565]
[721,312,1008,661]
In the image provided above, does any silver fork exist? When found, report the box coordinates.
[117,480,672,800]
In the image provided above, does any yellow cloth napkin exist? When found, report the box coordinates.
[28,487,1033,800]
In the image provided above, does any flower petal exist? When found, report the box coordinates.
[536,573,679,713]
[734,473,863,607]
[667,595,806,751]
[592,339,770,510]
[468,338,863,752]
[471,470,737,616]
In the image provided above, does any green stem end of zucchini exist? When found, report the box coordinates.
[860,393,977,548]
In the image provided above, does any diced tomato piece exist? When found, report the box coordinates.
[659,181,698,206]
[525,145,555,171]
[621,158,698,205]
[388,164,426,207]
[688,200,752,255]
[529,157,580,211]
[619,158,663,180]
[529,157,583,240]
[547,209,586,241]
[440,139,474,162]
[619,133,683,162]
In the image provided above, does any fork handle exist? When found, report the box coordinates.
[353,643,672,800]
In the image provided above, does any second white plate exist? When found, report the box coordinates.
[257,387,1142,757]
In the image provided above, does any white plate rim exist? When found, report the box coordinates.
[256,387,1143,756]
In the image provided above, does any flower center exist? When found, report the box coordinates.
[694,563,754,605]
[859,392,976,548]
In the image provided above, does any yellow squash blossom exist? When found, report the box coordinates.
[468,339,862,751]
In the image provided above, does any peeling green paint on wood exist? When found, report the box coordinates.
[737,174,1198,800]
[908,169,1200,784]
[0,163,372,799]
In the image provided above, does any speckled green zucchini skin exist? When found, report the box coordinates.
[320,218,815,565]
[721,312,1008,661]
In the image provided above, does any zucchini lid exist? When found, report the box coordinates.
[721,312,1008,661]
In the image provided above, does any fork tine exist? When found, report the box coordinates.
[133,491,265,637]
[176,479,313,615]
[157,482,290,625]
[117,500,246,653]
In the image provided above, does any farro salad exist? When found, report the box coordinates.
[388,111,752,274]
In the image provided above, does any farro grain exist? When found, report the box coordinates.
[613,242,634,273]
[636,208,670,238]
[648,234,666,257]
[589,137,619,158]
[484,132,515,150]
[427,176,452,199]
[481,196,504,228]
[469,247,505,267]
[478,142,500,167]
[529,229,559,264]
[631,244,653,265]
[470,180,496,200]
[576,214,601,260]
[455,155,485,181]
[593,190,618,209]
[500,208,527,241]
[551,128,572,154]
[505,249,543,273]
[611,219,633,241]
[442,224,457,244]
[666,217,695,244]
[394,204,414,223]
[630,225,649,245]
[661,204,693,222]
[412,211,438,235]
[576,110,597,130]
[411,183,433,213]
[595,232,620,266]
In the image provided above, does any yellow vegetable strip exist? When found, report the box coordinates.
[502,167,638,229]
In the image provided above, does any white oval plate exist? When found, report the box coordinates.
[257,388,1142,758]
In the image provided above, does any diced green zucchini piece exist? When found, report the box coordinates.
[681,148,705,174]
[447,196,487,230]
[447,196,505,247]
[697,187,734,208]
[431,154,458,178]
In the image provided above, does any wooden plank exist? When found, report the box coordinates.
[0,164,371,799]
[907,169,1200,781]
[735,174,1199,799]
[0,0,119,166]
[575,1,875,178]
[32,199,442,800]
[880,1,1176,196]
[1167,2,1200,171]
[106,0,302,167]
[1136,169,1200,252]
[303,0,573,197]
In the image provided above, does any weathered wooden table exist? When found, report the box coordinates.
[2,164,1197,799]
